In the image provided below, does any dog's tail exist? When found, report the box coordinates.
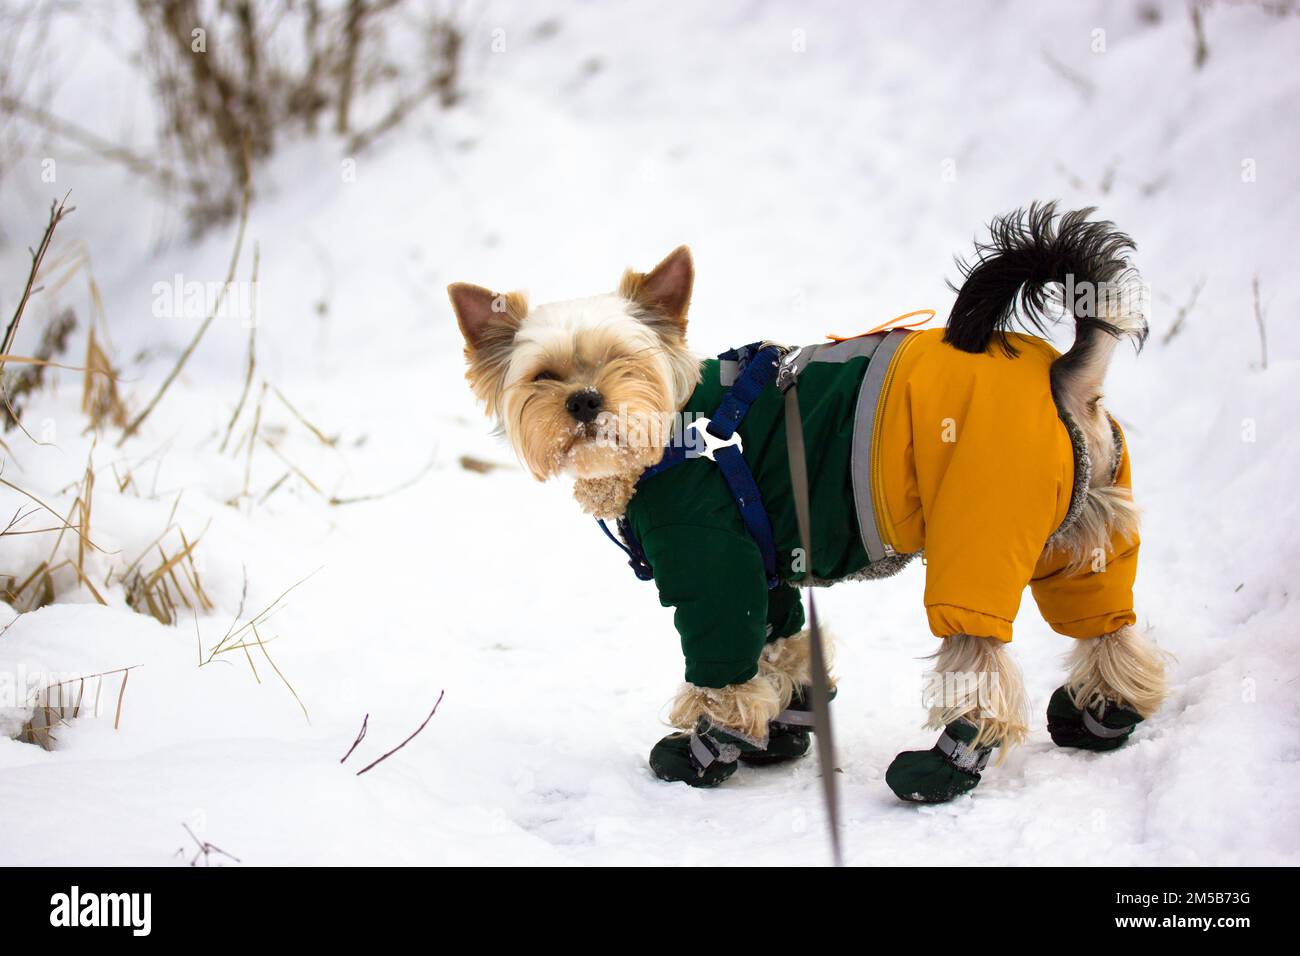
[944,202,1148,565]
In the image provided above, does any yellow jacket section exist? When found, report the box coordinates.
[873,329,1138,642]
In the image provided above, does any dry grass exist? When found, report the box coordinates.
[117,154,251,447]
[81,325,127,430]
[1,196,73,364]
[0,194,330,750]
[1,447,108,611]
[219,244,260,454]
[2,307,75,430]
[219,362,436,508]
[0,204,126,440]
[0,196,75,442]
[19,664,139,751]
[123,526,215,626]
[5,2,465,233]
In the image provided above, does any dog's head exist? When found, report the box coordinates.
[449,247,701,481]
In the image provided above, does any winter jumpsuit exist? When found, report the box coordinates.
[622,328,1138,689]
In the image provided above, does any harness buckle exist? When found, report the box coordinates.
[775,346,803,392]
[688,417,743,461]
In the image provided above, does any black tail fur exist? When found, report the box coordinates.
[944,202,1148,362]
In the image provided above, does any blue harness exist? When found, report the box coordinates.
[597,342,784,590]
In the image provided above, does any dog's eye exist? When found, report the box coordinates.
[532,370,559,383]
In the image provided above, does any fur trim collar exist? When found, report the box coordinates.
[807,550,917,587]
[1047,408,1124,545]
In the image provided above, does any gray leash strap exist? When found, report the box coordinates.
[783,384,843,868]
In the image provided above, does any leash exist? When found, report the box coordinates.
[827,308,935,341]
[783,378,843,867]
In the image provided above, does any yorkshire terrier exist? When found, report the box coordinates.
[449,202,1168,802]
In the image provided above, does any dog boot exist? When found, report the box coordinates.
[649,718,766,788]
[1046,686,1143,751]
[740,685,837,766]
[885,719,994,804]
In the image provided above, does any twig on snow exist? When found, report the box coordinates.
[1252,274,1268,370]
[1160,276,1206,345]
[1191,4,1209,70]
[1041,47,1095,101]
[181,823,242,867]
[340,713,369,763]
[355,691,445,776]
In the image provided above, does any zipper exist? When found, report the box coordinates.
[869,332,915,555]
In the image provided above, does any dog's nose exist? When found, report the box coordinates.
[565,388,604,424]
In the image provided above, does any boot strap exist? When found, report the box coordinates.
[688,732,741,770]
[937,728,992,773]
[1082,707,1135,739]
[773,707,815,729]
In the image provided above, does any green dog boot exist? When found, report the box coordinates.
[649,718,766,788]
[1047,686,1143,752]
[740,684,837,766]
[885,719,994,804]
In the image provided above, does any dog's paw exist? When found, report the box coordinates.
[739,726,811,766]
[1046,685,1142,752]
[886,749,981,804]
[648,722,754,788]
[885,720,990,804]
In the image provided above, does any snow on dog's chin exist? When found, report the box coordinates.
[565,439,656,479]
[562,411,669,479]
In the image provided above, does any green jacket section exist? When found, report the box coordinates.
[624,353,878,688]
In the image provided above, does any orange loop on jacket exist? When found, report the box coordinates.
[826,309,936,342]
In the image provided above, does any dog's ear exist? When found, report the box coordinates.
[448,283,528,351]
[618,245,694,334]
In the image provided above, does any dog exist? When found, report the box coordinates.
[449,202,1169,802]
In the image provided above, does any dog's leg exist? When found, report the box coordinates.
[666,677,781,738]
[1047,625,1169,750]
[758,627,836,707]
[737,628,838,766]
[648,677,780,787]
[925,633,1029,749]
[886,634,1028,803]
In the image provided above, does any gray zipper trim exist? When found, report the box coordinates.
[849,330,910,564]
[729,335,891,388]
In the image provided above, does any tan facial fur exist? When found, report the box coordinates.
[450,247,701,484]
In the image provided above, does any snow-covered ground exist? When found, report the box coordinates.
[1,0,1298,865]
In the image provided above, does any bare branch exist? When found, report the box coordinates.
[1160,276,1206,346]
[1252,274,1268,370]
[355,691,445,776]
[340,713,369,764]
[2,194,73,372]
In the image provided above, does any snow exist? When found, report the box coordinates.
[1,0,1298,865]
